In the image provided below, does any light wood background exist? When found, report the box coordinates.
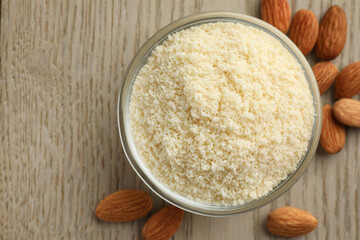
[1,0,359,239]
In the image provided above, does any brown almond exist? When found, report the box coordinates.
[320,104,346,154]
[95,190,153,222]
[289,10,319,56]
[315,5,347,60]
[333,98,360,127]
[267,206,318,237]
[334,61,360,99]
[142,205,184,240]
[261,0,291,34]
[312,62,339,95]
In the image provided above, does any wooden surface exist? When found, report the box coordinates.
[1,0,360,239]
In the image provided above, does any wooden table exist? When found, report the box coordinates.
[1,0,359,239]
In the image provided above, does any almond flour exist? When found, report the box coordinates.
[130,22,314,205]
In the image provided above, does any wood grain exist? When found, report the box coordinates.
[1,0,359,239]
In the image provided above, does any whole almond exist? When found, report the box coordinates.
[315,5,347,60]
[142,205,184,240]
[95,190,153,222]
[267,207,318,237]
[261,0,291,34]
[312,62,339,95]
[320,104,346,154]
[334,61,360,99]
[333,98,360,127]
[289,10,319,56]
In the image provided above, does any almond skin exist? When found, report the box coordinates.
[312,62,339,95]
[320,104,346,154]
[267,207,318,237]
[95,190,153,222]
[289,10,319,56]
[261,0,291,34]
[334,62,360,99]
[315,5,347,60]
[333,98,360,127]
[142,205,184,240]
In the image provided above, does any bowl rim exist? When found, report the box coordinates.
[117,11,322,217]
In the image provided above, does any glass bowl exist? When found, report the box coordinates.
[117,11,321,217]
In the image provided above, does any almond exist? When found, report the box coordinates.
[142,205,184,240]
[312,62,339,95]
[333,98,360,127]
[320,104,346,154]
[261,0,291,34]
[267,207,318,237]
[95,190,153,222]
[334,62,360,99]
[315,5,347,60]
[289,10,319,56]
